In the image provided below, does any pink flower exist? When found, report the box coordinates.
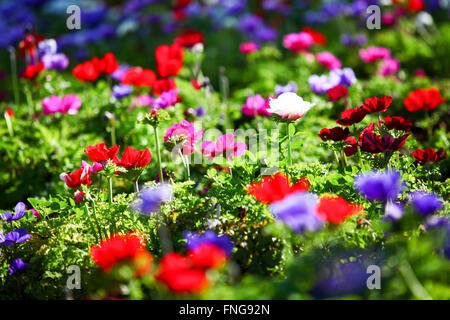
[359,46,391,63]
[42,96,62,115]
[132,95,153,108]
[239,42,259,54]
[283,32,314,54]
[164,120,204,155]
[201,134,247,160]
[74,191,86,204]
[42,94,82,115]
[316,51,342,70]
[81,160,104,173]
[242,94,272,117]
[60,94,82,115]
[377,57,400,76]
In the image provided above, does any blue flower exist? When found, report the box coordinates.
[112,84,133,99]
[3,228,32,245]
[384,201,404,221]
[9,258,29,275]
[1,202,27,222]
[275,82,298,96]
[134,184,173,214]
[354,170,405,202]
[409,191,443,216]
[270,192,323,234]
[184,230,234,257]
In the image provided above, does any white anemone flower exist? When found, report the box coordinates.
[267,92,315,121]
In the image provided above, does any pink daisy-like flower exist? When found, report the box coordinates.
[201,134,247,160]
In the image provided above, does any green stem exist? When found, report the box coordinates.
[341,150,348,167]
[84,202,101,243]
[134,178,139,193]
[357,146,364,170]
[398,261,432,300]
[108,177,113,205]
[425,111,433,141]
[8,47,20,106]
[25,85,33,116]
[333,150,341,168]
[286,123,292,166]
[5,113,14,137]
[153,126,164,183]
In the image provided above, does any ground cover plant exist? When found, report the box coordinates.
[0,0,449,300]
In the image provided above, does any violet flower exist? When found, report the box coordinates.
[3,228,32,245]
[275,82,298,96]
[409,191,443,216]
[184,230,234,257]
[134,183,173,215]
[1,202,26,222]
[9,258,29,275]
[112,84,133,99]
[270,192,323,234]
[354,170,405,202]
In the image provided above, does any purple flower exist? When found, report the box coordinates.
[112,84,133,99]
[330,68,357,87]
[270,192,323,234]
[195,107,205,117]
[275,82,298,96]
[384,201,404,221]
[184,230,234,257]
[409,191,443,216]
[1,202,26,222]
[134,184,173,214]
[8,258,29,275]
[308,73,340,94]
[3,228,32,245]
[0,232,5,244]
[110,64,131,82]
[152,90,178,109]
[311,261,368,299]
[354,171,405,202]
[41,53,69,70]
[38,39,57,57]
[424,217,450,231]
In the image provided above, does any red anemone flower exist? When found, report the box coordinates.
[359,132,409,154]
[302,27,327,46]
[84,143,120,163]
[72,53,118,82]
[90,232,153,275]
[327,85,348,101]
[155,43,184,78]
[362,96,393,113]
[115,146,152,169]
[343,136,358,156]
[188,244,227,269]
[156,252,209,294]
[21,63,44,80]
[404,88,445,112]
[317,195,363,224]
[175,30,204,48]
[318,127,350,142]
[336,107,367,126]
[122,67,157,88]
[247,173,310,204]
[383,116,412,131]
[153,78,177,95]
[412,147,447,166]
[60,167,92,189]
[5,109,14,117]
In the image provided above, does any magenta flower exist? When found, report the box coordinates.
[377,57,400,77]
[359,46,391,63]
[242,94,272,117]
[42,94,82,115]
[164,120,204,156]
[316,51,342,70]
[201,134,248,160]
[283,32,314,53]
[239,42,259,54]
